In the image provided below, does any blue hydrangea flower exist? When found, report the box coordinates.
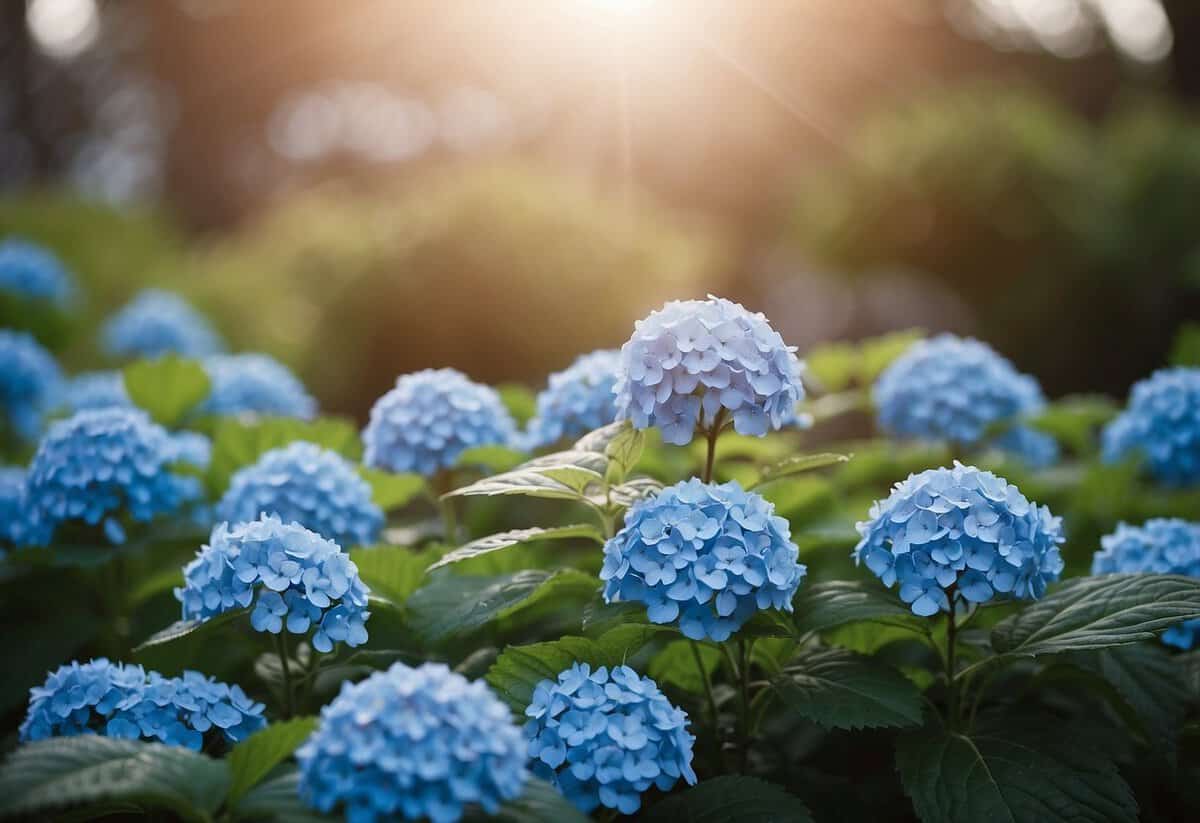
[297,662,526,823]
[525,663,696,815]
[103,289,225,359]
[600,479,805,641]
[854,462,1065,616]
[1103,368,1200,487]
[614,296,805,446]
[363,368,518,477]
[874,335,1058,465]
[177,514,370,653]
[63,370,132,412]
[19,658,265,750]
[200,354,316,420]
[22,408,206,547]
[990,424,1060,470]
[0,329,62,440]
[525,350,621,449]
[217,441,382,548]
[0,466,24,549]
[1092,518,1200,649]
[0,239,75,305]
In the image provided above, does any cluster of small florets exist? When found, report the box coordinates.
[1102,367,1200,487]
[297,662,526,823]
[525,663,697,815]
[874,335,1057,465]
[614,297,805,445]
[601,479,805,641]
[103,289,225,359]
[200,353,317,419]
[217,441,382,548]
[19,658,265,750]
[0,329,61,440]
[1092,518,1200,649]
[524,349,621,449]
[63,370,131,412]
[362,368,517,477]
[21,408,206,547]
[176,514,370,653]
[0,466,24,549]
[0,240,75,305]
[855,463,1065,616]
[990,424,1060,470]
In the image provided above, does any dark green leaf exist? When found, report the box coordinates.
[429,524,604,572]
[991,574,1200,657]
[122,356,210,427]
[350,545,441,606]
[226,717,318,806]
[649,640,720,694]
[895,721,1137,823]
[0,737,229,822]
[231,767,331,822]
[133,608,251,676]
[207,416,361,495]
[357,468,425,512]
[770,647,921,730]
[791,580,922,635]
[748,452,852,490]
[644,776,813,822]
[487,777,591,823]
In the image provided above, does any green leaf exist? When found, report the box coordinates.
[791,580,922,636]
[466,777,590,823]
[1027,395,1117,456]
[405,569,598,644]
[226,717,318,807]
[428,524,604,572]
[603,421,644,485]
[649,640,720,693]
[748,452,852,490]
[497,383,537,426]
[573,421,630,454]
[207,416,361,495]
[991,574,1200,657]
[645,776,814,822]
[456,445,527,473]
[357,468,425,512]
[133,608,251,676]
[445,469,586,502]
[122,356,211,427]
[607,477,664,508]
[895,721,1137,823]
[0,737,230,823]
[770,647,921,729]
[350,545,441,606]
[231,767,331,822]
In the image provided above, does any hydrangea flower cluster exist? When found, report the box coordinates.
[0,239,75,305]
[854,463,1065,616]
[1102,368,1200,487]
[200,353,316,420]
[363,368,517,477]
[297,662,526,823]
[176,514,370,653]
[103,289,225,359]
[19,658,265,750]
[524,350,621,449]
[600,479,805,641]
[991,424,1061,470]
[22,408,206,547]
[64,370,131,412]
[614,296,805,445]
[0,329,61,440]
[525,663,697,815]
[0,466,25,549]
[874,335,1057,464]
[217,442,382,548]
[1092,518,1200,649]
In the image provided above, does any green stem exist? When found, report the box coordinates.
[274,634,295,719]
[945,599,959,728]
[690,640,720,732]
[700,410,727,484]
[737,638,753,773]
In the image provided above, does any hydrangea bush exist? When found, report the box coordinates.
[0,329,61,440]
[0,240,75,306]
[5,288,1200,823]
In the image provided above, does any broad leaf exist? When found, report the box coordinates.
[645,776,814,822]
[123,356,210,427]
[207,416,361,495]
[497,383,537,426]
[485,777,591,823]
[770,647,921,729]
[445,469,585,502]
[605,477,664,509]
[0,737,229,822]
[231,767,330,822]
[791,580,921,635]
[428,524,604,572]
[226,717,318,806]
[357,468,425,511]
[456,445,527,473]
[133,608,251,675]
[991,574,1200,657]
[350,545,441,606]
[1028,395,1117,456]
[573,421,630,454]
[895,721,1137,823]
[521,450,609,474]
[748,452,851,490]
[649,640,720,694]
[603,422,644,485]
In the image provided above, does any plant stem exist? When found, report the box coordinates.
[701,409,727,484]
[275,633,294,719]
[945,600,959,728]
[737,638,752,773]
[690,640,720,732]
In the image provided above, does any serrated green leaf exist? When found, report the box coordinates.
[350,545,442,606]
[895,721,1137,823]
[122,356,211,427]
[606,477,664,509]
[603,422,644,485]
[573,421,629,454]
[0,737,229,822]
[456,445,527,473]
[357,468,425,512]
[465,777,590,823]
[991,574,1200,657]
[649,640,720,693]
[133,608,250,676]
[226,718,318,806]
[207,416,361,495]
[791,580,922,635]
[536,465,604,495]
[645,776,814,822]
[770,647,921,730]
[445,470,584,502]
[748,452,852,490]
[231,767,331,822]
[429,525,604,572]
